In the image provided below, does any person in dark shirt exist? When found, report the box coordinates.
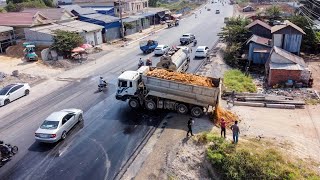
[187,118,194,137]
[220,118,226,138]
[231,121,240,144]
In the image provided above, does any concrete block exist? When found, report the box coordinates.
[234,101,265,107]
[266,104,295,109]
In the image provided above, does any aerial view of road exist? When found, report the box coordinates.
[0,1,233,179]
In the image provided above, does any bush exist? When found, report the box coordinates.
[223,70,257,93]
[51,30,84,56]
[204,133,320,180]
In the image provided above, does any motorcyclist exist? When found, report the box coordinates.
[138,58,144,68]
[99,77,107,87]
[193,39,197,47]
[146,58,152,66]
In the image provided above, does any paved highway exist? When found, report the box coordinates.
[0,1,233,179]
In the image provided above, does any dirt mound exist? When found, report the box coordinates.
[147,69,214,87]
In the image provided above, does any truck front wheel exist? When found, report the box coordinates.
[191,106,203,117]
[145,100,156,111]
[129,98,140,109]
[177,104,188,114]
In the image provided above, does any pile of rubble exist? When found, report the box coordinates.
[0,71,44,87]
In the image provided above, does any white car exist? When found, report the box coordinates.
[35,109,83,143]
[195,46,209,58]
[154,45,170,55]
[0,83,30,106]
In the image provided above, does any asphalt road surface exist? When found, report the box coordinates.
[0,2,233,179]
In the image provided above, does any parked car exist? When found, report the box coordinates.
[0,83,30,106]
[180,33,196,45]
[35,109,83,143]
[195,46,209,58]
[154,45,170,55]
[216,10,220,14]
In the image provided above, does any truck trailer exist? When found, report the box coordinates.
[115,67,220,117]
[156,46,190,72]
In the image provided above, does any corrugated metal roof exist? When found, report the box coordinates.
[0,12,50,26]
[246,34,271,46]
[29,20,103,35]
[253,47,271,53]
[269,63,304,70]
[81,13,119,23]
[272,46,306,67]
[60,5,97,15]
[0,25,13,33]
[122,17,139,22]
[245,19,271,30]
[22,8,75,20]
[271,20,306,34]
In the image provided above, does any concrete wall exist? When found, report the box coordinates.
[24,28,54,46]
[268,69,301,86]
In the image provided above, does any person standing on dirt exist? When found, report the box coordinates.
[220,118,226,138]
[187,118,194,137]
[231,121,240,144]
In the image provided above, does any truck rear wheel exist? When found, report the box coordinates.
[129,98,140,109]
[177,104,188,114]
[191,106,203,118]
[145,100,156,111]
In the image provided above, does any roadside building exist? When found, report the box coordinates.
[245,19,272,39]
[265,46,310,86]
[271,20,305,55]
[0,26,16,53]
[24,20,103,46]
[247,34,271,64]
[0,12,51,38]
[22,8,75,22]
[114,0,149,16]
[78,13,120,41]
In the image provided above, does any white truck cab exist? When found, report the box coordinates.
[116,71,140,100]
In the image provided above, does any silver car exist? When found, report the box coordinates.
[35,109,83,143]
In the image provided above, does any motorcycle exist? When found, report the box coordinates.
[138,61,144,69]
[98,83,108,92]
[146,59,152,66]
[193,40,197,47]
[0,143,18,163]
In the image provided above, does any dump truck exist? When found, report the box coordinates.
[140,40,158,54]
[115,67,221,117]
[156,46,190,72]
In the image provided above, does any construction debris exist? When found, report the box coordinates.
[147,69,214,87]
[215,106,239,126]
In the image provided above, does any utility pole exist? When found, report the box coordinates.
[118,0,124,38]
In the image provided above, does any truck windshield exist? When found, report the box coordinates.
[118,80,128,87]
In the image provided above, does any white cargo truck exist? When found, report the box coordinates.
[115,67,220,117]
[156,46,190,72]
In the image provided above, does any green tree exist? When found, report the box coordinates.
[218,16,250,45]
[266,5,281,20]
[51,30,84,56]
[288,15,320,53]
[149,0,158,7]
[5,2,23,12]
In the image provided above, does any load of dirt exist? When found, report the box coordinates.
[215,105,239,126]
[0,72,45,87]
[146,69,214,87]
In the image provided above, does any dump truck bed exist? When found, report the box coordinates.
[142,75,220,107]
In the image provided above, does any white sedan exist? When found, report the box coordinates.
[0,83,30,106]
[154,45,170,55]
[35,109,83,143]
[195,46,210,58]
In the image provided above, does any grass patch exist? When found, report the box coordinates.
[223,69,257,93]
[197,132,320,180]
[305,98,320,105]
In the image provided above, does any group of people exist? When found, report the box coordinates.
[138,57,152,68]
[186,118,240,144]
